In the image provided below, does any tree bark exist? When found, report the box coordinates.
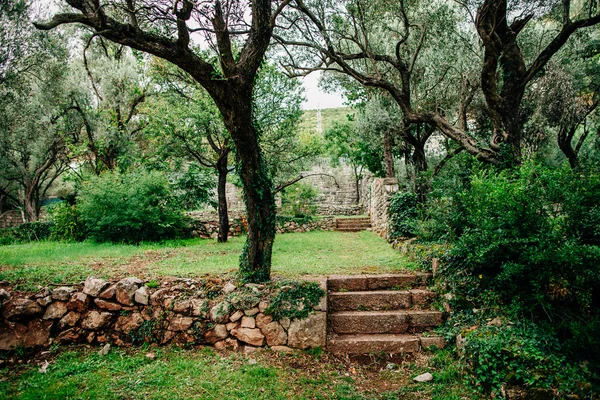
[218,92,275,283]
[216,153,230,243]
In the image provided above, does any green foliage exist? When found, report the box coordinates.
[388,192,418,239]
[280,183,318,218]
[48,202,86,241]
[265,280,325,320]
[168,164,216,211]
[462,322,590,396]
[0,222,54,244]
[77,170,186,243]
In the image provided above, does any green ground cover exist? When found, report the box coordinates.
[0,346,478,400]
[0,231,413,291]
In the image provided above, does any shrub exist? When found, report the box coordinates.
[280,183,318,218]
[48,202,86,241]
[388,191,418,239]
[77,170,186,243]
[265,280,325,320]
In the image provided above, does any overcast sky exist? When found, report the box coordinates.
[301,71,347,110]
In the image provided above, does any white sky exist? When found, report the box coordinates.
[301,71,347,110]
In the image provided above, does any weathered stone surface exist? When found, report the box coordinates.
[168,316,194,331]
[94,298,122,311]
[328,291,412,312]
[115,313,144,334]
[223,282,236,294]
[408,311,443,328]
[86,331,96,343]
[287,312,326,349]
[329,311,409,334]
[115,278,142,306]
[258,301,269,313]
[51,287,76,301]
[244,307,259,316]
[231,327,265,347]
[226,322,238,331]
[204,324,228,343]
[270,345,294,353]
[37,296,53,307]
[328,275,368,292]
[420,336,446,349]
[0,288,11,303]
[210,301,230,323]
[134,286,149,305]
[173,299,190,314]
[241,316,255,329]
[410,290,436,308]
[68,292,90,312]
[83,277,110,297]
[327,334,420,354]
[2,298,43,320]
[190,299,208,317]
[58,311,80,329]
[261,321,287,346]
[149,288,168,307]
[413,372,433,382]
[43,301,68,320]
[98,285,116,300]
[57,327,81,343]
[279,318,291,330]
[255,313,273,329]
[229,310,244,322]
[81,311,113,330]
[214,340,227,350]
[0,320,53,350]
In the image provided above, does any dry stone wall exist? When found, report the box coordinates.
[0,277,327,353]
[369,178,399,239]
[0,211,22,228]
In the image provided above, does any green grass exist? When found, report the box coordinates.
[0,231,414,290]
[0,347,480,399]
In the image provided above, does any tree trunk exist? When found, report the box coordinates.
[23,186,39,222]
[219,94,276,283]
[216,155,230,243]
[384,130,395,178]
[411,141,429,204]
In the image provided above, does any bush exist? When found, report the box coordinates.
[280,183,318,218]
[388,191,418,239]
[48,202,86,241]
[77,170,186,243]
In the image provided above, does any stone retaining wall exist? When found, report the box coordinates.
[369,178,399,239]
[0,277,327,353]
[0,211,22,229]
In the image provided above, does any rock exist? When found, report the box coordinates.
[81,311,113,330]
[223,282,237,294]
[241,316,256,329]
[42,301,68,320]
[210,301,231,323]
[58,311,80,329]
[57,328,81,343]
[0,288,11,302]
[115,313,144,334]
[279,318,291,330]
[204,324,228,343]
[94,299,122,311]
[2,298,43,320]
[244,307,259,316]
[173,300,190,314]
[0,320,53,350]
[487,317,502,327]
[226,322,238,331]
[258,301,269,313]
[98,285,116,300]
[190,299,208,317]
[255,313,273,329]
[413,373,433,383]
[270,346,294,354]
[67,292,90,312]
[149,288,168,306]
[248,358,257,365]
[146,352,156,360]
[261,321,287,346]
[37,296,53,307]
[242,346,259,355]
[229,310,244,322]
[214,340,227,350]
[98,343,110,356]
[115,278,142,306]
[86,331,96,343]
[134,286,150,305]
[231,327,265,347]
[287,312,326,349]
[51,287,76,301]
[168,316,194,331]
[83,277,110,297]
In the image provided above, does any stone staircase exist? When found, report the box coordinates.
[326,273,445,354]
[334,217,372,232]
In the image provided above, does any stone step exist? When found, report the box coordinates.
[328,289,435,311]
[335,227,371,232]
[329,310,443,334]
[335,223,372,228]
[328,273,432,292]
[328,333,447,354]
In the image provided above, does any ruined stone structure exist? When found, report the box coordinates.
[0,211,22,228]
[368,178,399,239]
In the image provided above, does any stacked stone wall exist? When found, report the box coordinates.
[369,178,399,239]
[0,277,327,353]
[0,211,22,228]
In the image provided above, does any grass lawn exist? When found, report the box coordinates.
[0,231,414,291]
[0,346,478,400]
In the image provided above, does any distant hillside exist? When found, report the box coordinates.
[299,107,354,135]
